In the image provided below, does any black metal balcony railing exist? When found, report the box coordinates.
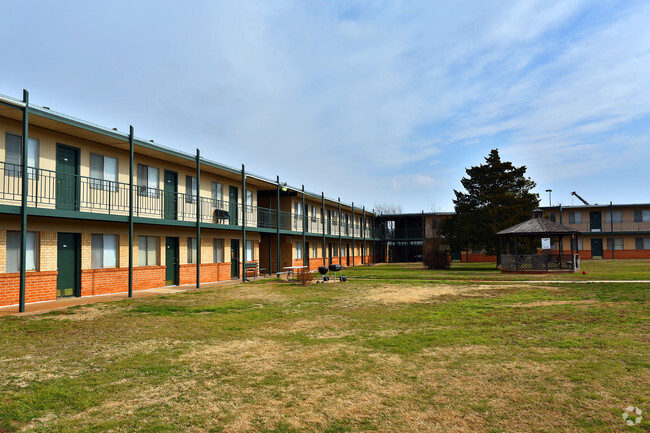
[382,227,424,239]
[0,162,376,238]
[563,220,650,233]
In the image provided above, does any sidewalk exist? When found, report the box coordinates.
[0,277,260,317]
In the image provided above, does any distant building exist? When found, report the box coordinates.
[540,203,650,259]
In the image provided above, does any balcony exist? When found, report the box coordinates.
[563,220,650,233]
[0,162,376,238]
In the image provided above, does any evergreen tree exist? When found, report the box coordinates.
[440,149,539,265]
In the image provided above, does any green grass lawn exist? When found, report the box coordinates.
[1,264,648,432]
[345,259,650,281]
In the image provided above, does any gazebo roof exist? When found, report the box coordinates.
[497,209,580,236]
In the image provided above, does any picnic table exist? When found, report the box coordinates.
[278,265,307,280]
[244,262,264,280]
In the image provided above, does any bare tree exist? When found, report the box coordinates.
[374,202,403,215]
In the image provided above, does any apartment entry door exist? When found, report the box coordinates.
[57,233,80,297]
[229,186,238,225]
[56,144,80,211]
[165,237,179,286]
[591,238,603,259]
[305,242,310,269]
[590,211,602,232]
[164,170,178,220]
[231,239,240,278]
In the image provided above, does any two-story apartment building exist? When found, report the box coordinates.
[541,203,650,259]
[0,90,378,310]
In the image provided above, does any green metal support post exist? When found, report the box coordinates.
[19,90,29,313]
[361,206,368,265]
[372,209,376,264]
[610,201,615,260]
[338,198,342,265]
[321,193,326,266]
[351,203,355,267]
[196,149,201,288]
[422,210,425,262]
[242,164,247,281]
[276,176,280,274]
[128,126,134,297]
[302,185,306,268]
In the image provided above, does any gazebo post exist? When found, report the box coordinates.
[514,236,518,271]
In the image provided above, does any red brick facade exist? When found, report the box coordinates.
[0,271,58,307]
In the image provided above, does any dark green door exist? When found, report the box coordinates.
[165,237,179,285]
[327,210,331,234]
[346,244,350,266]
[590,211,602,232]
[305,242,310,268]
[451,247,462,262]
[56,145,79,210]
[231,239,240,278]
[57,233,80,297]
[164,170,178,220]
[229,186,238,225]
[591,238,603,259]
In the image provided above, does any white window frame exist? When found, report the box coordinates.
[6,231,38,272]
[296,241,303,260]
[137,164,159,198]
[213,238,224,263]
[91,234,118,269]
[5,132,38,179]
[246,190,253,207]
[568,212,582,224]
[138,236,159,266]
[90,153,118,192]
[246,240,254,261]
[606,211,622,223]
[188,237,198,263]
[186,176,197,203]
[606,238,624,250]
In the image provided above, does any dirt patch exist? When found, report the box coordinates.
[503,300,596,307]
[363,284,548,304]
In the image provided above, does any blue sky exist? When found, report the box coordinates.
[2,0,649,212]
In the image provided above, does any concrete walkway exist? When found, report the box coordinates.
[0,276,271,317]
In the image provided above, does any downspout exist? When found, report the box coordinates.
[19,90,29,313]
[362,206,366,264]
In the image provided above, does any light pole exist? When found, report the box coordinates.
[545,189,552,207]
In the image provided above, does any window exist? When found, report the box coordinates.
[294,202,302,216]
[568,212,582,224]
[212,182,223,205]
[187,237,198,264]
[138,236,158,266]
[246,190,253,206]
[333,244,339,257]
[90,154,118,191]
[312,242,318,258]
[6,231,37,272]
[606,211,622,223]
[186,176,197,203]
[333,211,338,224]
[246,240,254,260]
[91,234,117,269]
[311,206,317,222]
[635,238,650,250]
[571,238,583,251]
[548,213,556,222]
[5,133,38,178]
[137,164,159,197]
[296,241,303,260]
[606,238,623,250]
[213,238,224,262]
[634,210,650,223]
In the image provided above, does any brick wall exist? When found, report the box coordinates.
[180,262,233,285]
[0,271,58,307]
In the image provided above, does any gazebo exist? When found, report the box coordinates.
[497,209,581,273]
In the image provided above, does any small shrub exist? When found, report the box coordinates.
[295,268,314,285]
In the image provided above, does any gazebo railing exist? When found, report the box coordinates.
[501,254,580,272]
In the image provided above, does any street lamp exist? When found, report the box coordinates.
[545,189,552,207]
